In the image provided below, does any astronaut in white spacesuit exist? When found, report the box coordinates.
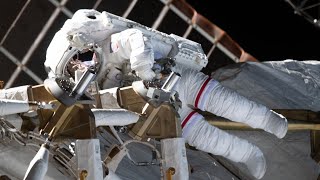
[44,9,288,179]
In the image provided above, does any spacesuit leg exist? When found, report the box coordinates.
[174,67,288,139]
[180,107,266,179]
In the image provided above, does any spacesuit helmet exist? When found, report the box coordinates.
[44,9,114,80]
[43,9,115,105]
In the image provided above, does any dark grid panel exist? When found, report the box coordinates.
[0,1,26,40]
[96,0,132,16]
[0,53,17,84]
[2,0,55,60]
[127,0,163,27]
[12,70,37,87]
[157,9,190,36]
[65,0,97,13]
[27,13,70,81]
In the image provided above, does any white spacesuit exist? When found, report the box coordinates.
[44,9,288,179]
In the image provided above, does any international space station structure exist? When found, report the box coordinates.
[0,1,320,180]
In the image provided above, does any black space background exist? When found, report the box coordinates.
[1,0,320,87]
[185,0,320,61]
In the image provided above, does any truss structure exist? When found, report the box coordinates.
[285,0,320,28]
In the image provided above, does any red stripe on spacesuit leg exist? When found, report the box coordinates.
[194,77,211,108]
[181,111,197,129]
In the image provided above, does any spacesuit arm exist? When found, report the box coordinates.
[110,29,156,80]
[174,67,288,139]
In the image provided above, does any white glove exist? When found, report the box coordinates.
[134,65,156,81]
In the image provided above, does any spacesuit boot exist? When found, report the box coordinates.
[180,108,267,179]
[260,109,288,139]
[243,146,267,179]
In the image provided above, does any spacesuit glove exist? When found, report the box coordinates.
[134,65,156,81]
